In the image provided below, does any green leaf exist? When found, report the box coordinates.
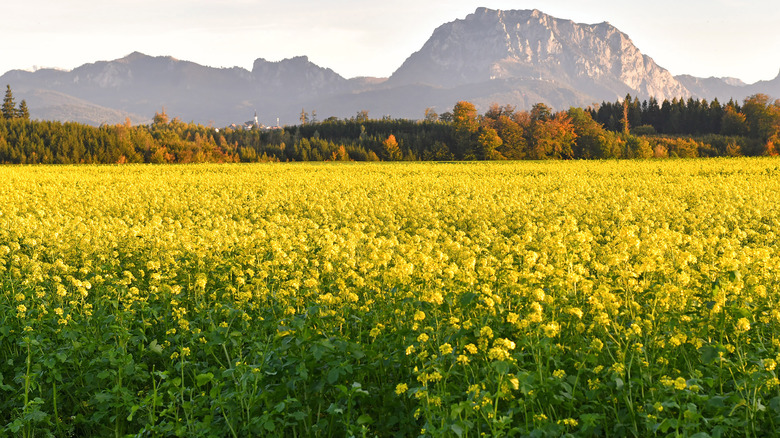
[7,418,23,433]
[580,413,603,426]
[27,409,48,422]
[127,405,140,421]
[0,373,10,391]
[451,404,465,417]
[148,340,163,354]
[769,396,780,413]
[357,414,373,425]
[94,392,113,404]
[195,372,214,387]
[492,361,510,374]
[707,396,727,409]
[451,424,464,437]
[699,345,720,365]
[297,363,309,379]
[735,307,751,319]
[327,367,340,384]
[311,344,326,361]
[459,292,477,306]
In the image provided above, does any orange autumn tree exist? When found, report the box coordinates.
[528,104,577,159]
[382,134,402,161]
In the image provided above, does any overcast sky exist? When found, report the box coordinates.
[4,0,779,84]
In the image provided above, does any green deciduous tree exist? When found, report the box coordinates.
[624,135,653,159]
[475,127,503,160]
[530,103,552,122]
[741,94,780,142]
[720,106,749,137]
[493,114,527,159]
[568,107,609,159]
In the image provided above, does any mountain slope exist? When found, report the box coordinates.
[21,89,149,125]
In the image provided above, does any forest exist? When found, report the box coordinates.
[1,83,779,163]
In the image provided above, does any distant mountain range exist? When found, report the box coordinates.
[2,7,779,126]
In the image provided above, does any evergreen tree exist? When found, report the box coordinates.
[646,97,661,130]
[622,94,631,134]
[2,85,16,119]
[17,100,30,120]
[708,98,723,134]
[628,95,642,131]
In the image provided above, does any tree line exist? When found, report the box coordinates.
[593,94,780,139]
[1,84,779,164]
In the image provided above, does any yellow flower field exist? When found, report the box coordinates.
[1,159,780,437]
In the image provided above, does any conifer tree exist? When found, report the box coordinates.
[17,100,30,120]
[2,85,16,119]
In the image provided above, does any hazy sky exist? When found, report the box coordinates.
[4,0,779,84]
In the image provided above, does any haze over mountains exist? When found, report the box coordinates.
[2,7,779,127]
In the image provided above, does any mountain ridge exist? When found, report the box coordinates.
[2,7,778,126]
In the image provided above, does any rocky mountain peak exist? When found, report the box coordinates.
[389,7,689,102]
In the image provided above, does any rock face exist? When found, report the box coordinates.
[1,7,777,126]
[389,8,689,102]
